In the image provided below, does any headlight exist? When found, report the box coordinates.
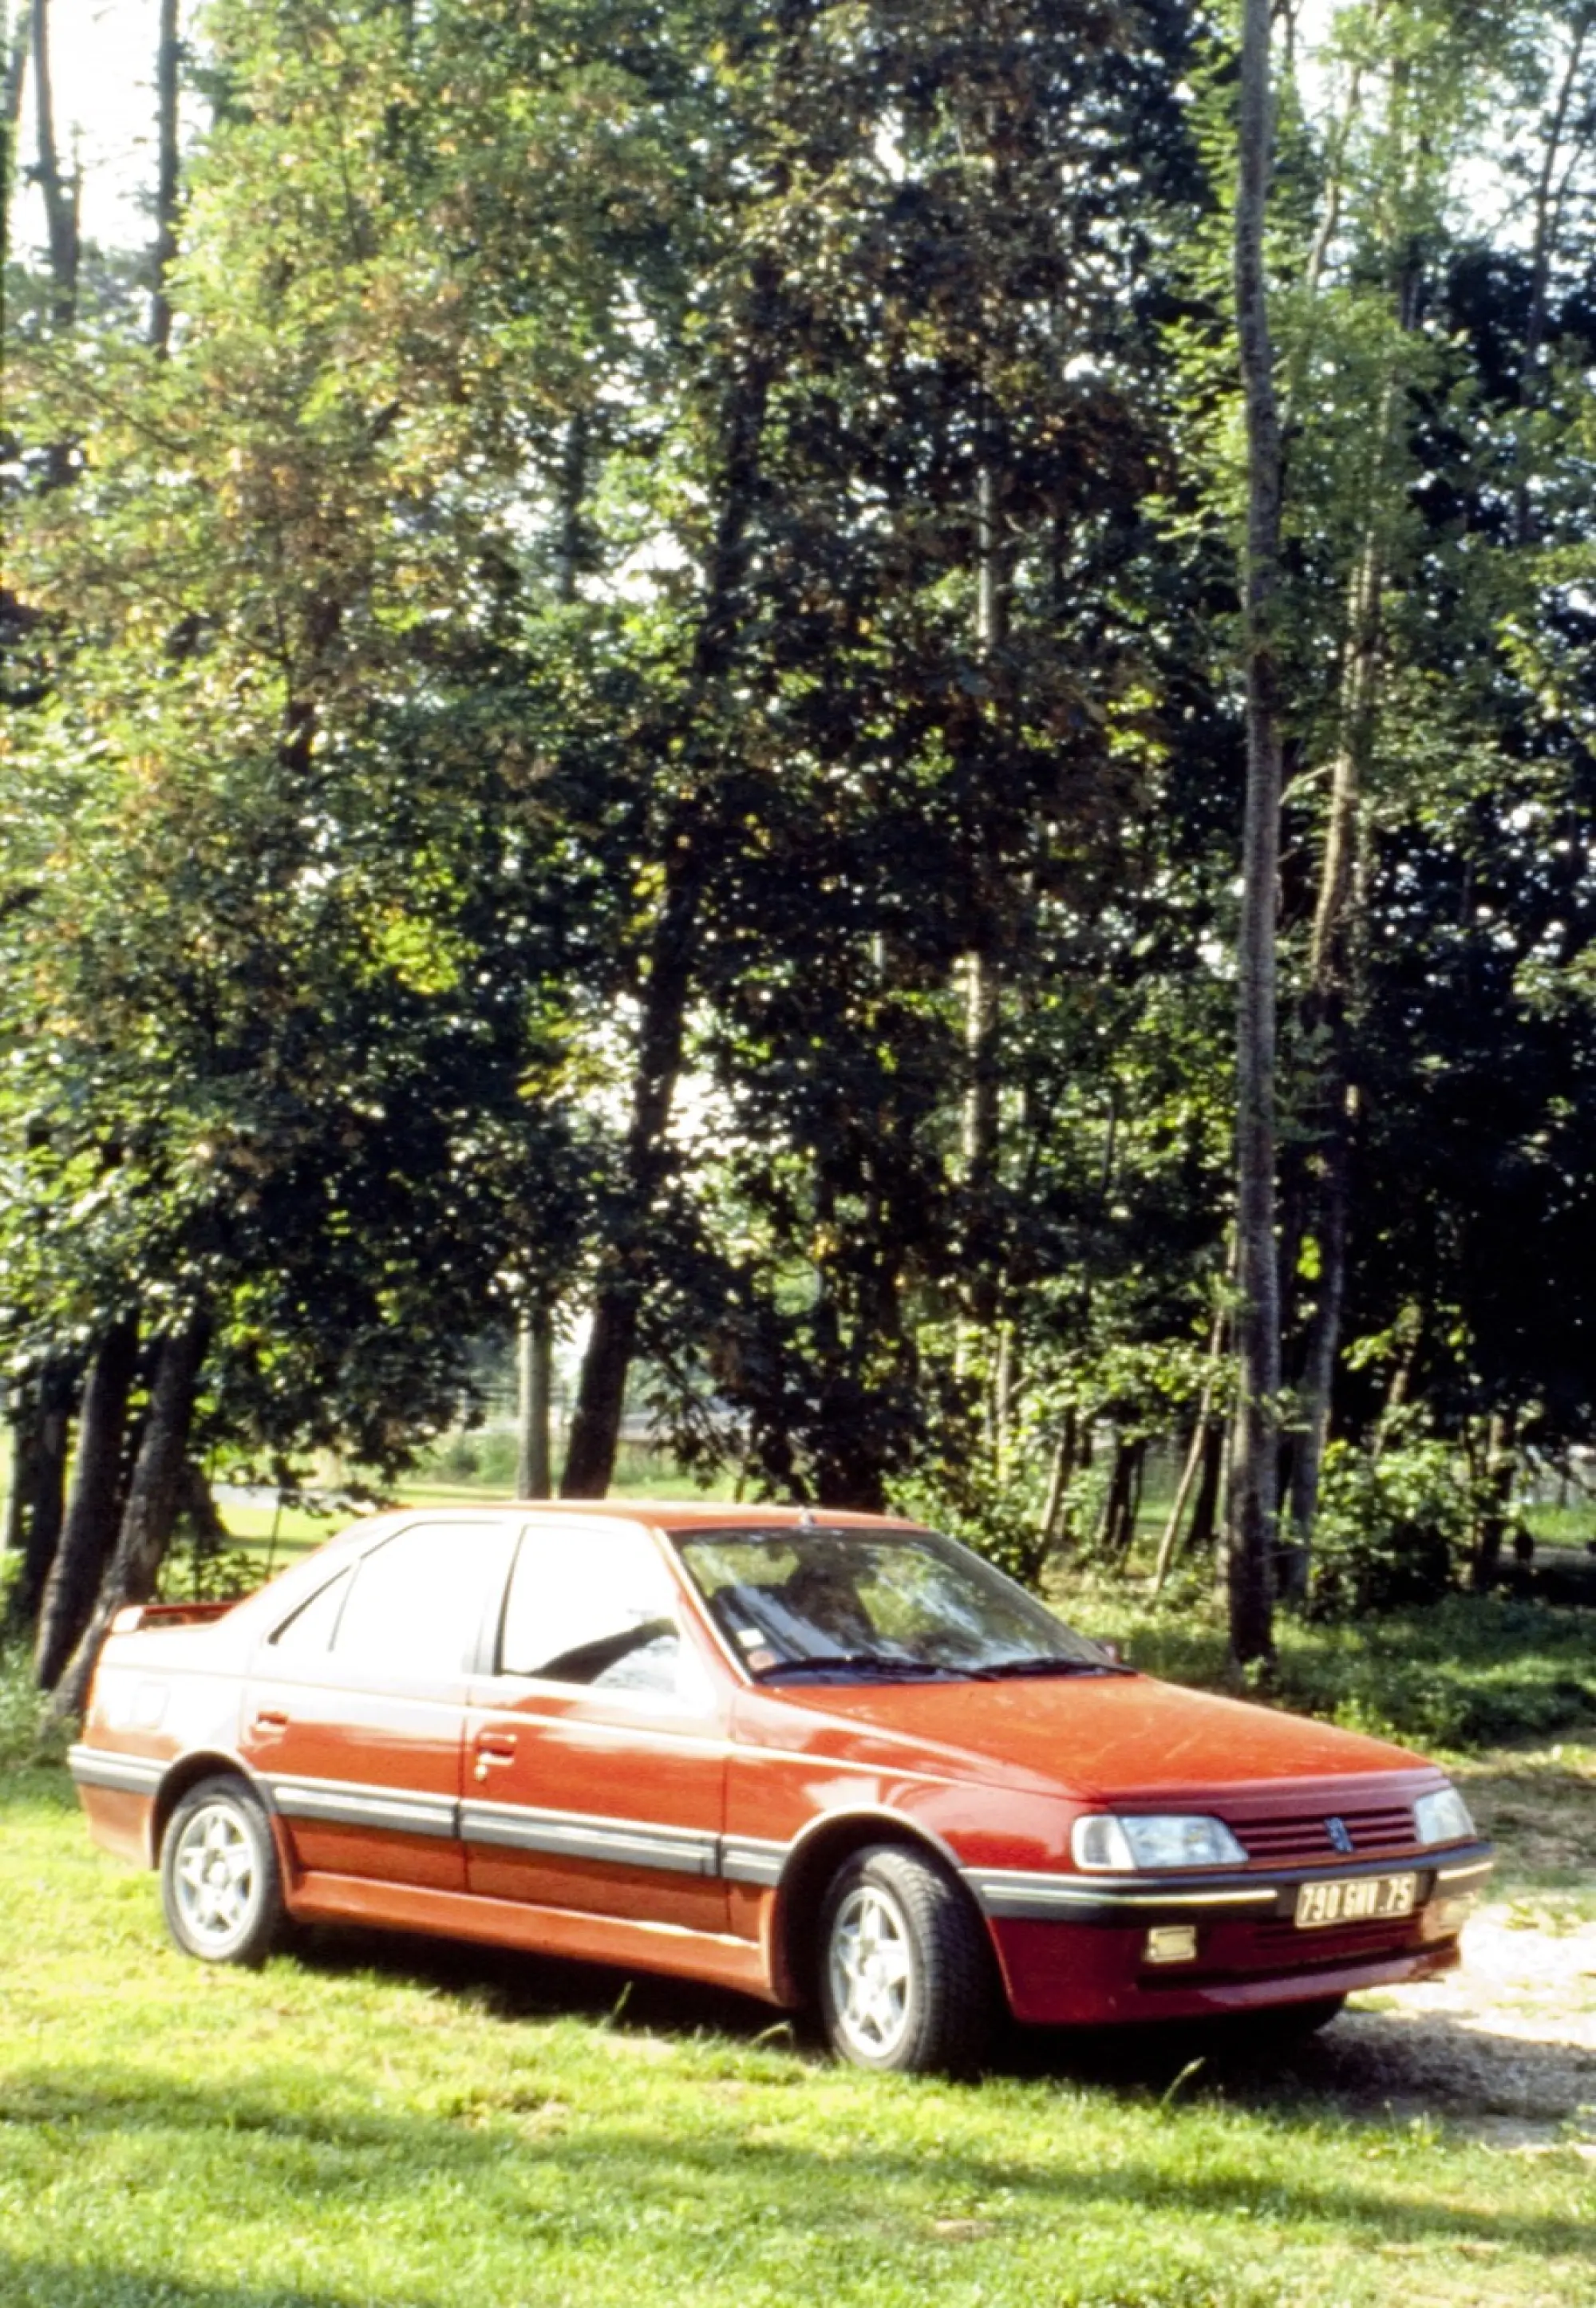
[1413,1784,1476,1847]
[1071,1814,1248,1871]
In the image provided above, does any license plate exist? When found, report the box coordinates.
[1294,1872,1418,1929]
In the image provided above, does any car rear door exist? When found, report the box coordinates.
[463,1517,730,1931]
[242,1516,518,1892]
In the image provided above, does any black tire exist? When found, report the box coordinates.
[816,1844,994,2076]
[160,1774,285,1966]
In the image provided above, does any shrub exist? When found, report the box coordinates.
[1309,1435,1472,1617]
[888,1461,1052,1587]
[156,1537,262,1604]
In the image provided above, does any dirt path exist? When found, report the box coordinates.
[1316,1905,1596,2150]
[1302,1748,1596,2148]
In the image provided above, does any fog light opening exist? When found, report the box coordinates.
[1422,1894,1476,1942]
[1144,1924,1199,1966]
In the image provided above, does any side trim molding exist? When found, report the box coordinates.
[67,1745,164,1797]
[720,1836,787,1887]
[967,1868,1280,1923]
[268,1775,458,1841]
[461,1799,721,1878]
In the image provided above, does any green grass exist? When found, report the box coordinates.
[1521,1501,1596,1547]
[2,1761,1593,2308]
[1056,1577,1596,1753]
[192,1447,738,1574]
[407,1436,739,1504]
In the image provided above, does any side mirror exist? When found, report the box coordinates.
[1097,1638,1128,1667]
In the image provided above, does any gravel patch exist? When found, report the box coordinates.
[1308,1906,1596,2149]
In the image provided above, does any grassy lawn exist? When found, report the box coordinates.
[1053,1576,1596,1754]
[186,1448,741,1574]
[2,1759,1593,2308]
[4,1458,1594,2305]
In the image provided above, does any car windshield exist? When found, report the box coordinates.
[672,1524,1117,1681]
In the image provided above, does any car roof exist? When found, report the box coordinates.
[484,1500,923,1533]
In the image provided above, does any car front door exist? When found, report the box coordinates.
[242,1516,518,1892]
[463,1517,729,1931]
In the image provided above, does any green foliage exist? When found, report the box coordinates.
[1309,1433,1475,1615]
[0,1643,50,1769]
[1065,1575,1596,1752]
[6,0,1596,1630]
[420,1428,522,1489]
[154,1539,262,1607]
[1298,1596,1596,1749]
[890,1458,1054,1589]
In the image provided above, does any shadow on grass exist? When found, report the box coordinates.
[289,1919,1596,2132]
[1,2044,1590,2274]
[1006,2004,1596,2133]
[0,2256,346,2308]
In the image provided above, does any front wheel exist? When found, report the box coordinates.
[160,1776,284,1966]
[817,1844,993,2075]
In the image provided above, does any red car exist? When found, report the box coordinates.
[70,1503,1491,2073]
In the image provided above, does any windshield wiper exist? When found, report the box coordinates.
[752,1651,967,1682]
[967,1654,1133,1681]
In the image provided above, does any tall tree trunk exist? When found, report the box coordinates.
[3,1377,42,1559]
[1280,545,1379,1602]
[516,1306,554,1496]
[963,453,1006,1325]
[1282,1082,1350,1599]
[559,828,703,1496]
[34,1319,139,1688]
[1284,74,1424,1592]
[1038,1405,1078,1557]
[1100,1437,1146,1559]
[513,411,585,1500]
[148,0,180,355]
[2,1,29,273]
[30,0,78,334]
[1227,0,1285,1670]
[963,945,1001,1325]
[562,263,780,1497]
[1515,13,1592,549]
[1471,1410,1516,1595]
[1189,1421,1225,1560]
[49,1318,209,1722]
[174,1458,229,1547]
[1152,1297,1228,1594]
[3,1362,72,1636]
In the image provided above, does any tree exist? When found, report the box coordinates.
[1227,0,1285,1666]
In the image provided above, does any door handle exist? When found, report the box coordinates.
[472,1729,517,1781]
[251,1709,289,1734]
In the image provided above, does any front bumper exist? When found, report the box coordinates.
[966,1840,1494,2025]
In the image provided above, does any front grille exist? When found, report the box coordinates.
[1249,1913,1424,1964]
[1228,1804,1416,1866]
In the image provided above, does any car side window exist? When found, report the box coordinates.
[324,1523,508,1682]
[268,1566,353,1656]
[498,1525,689,1697]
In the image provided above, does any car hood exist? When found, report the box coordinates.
[758,1670,1435,1805]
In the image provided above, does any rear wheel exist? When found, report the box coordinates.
[817,1844,993,2076]
[160,1776,284,1966]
